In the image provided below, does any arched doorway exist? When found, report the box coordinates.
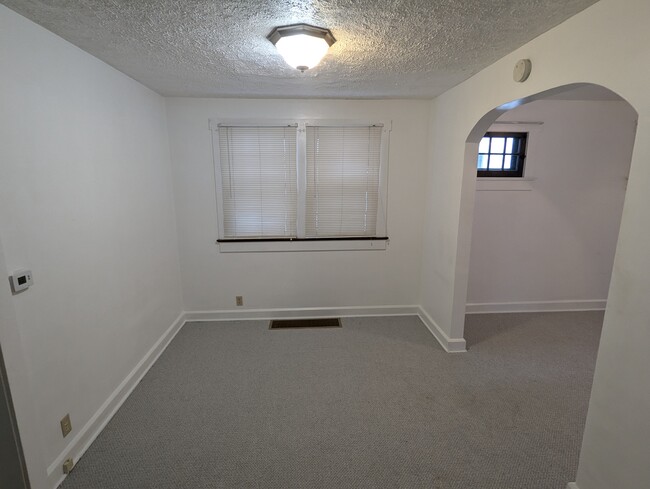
[453,82,639,485]
[466,84,635,316]
[453,83,638,343]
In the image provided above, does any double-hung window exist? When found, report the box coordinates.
[212,120,390,252]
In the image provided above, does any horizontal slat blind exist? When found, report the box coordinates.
[305,126,382,237]
[219,126,297,238]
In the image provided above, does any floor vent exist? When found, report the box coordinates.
[269,318,342,329]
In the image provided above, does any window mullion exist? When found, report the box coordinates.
[296,121,307,239]
[375,125,389,237]
[212,128,226,240]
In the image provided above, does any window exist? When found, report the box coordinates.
[306,126,382,237]
[212,120,389,251]
[218,125,297,238]
[477,132,527,177]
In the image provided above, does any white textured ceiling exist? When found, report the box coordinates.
[2,0,599,98]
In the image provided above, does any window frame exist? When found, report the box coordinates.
[210,118,391,252]
[476,131,528,178]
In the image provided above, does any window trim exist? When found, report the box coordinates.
[476,131,528,178]
[210,118,391,252]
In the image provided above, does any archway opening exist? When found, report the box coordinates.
[456,82,638,484]
[455,82,638,340]
[466,83,635,318]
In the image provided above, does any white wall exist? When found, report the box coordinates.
[420,0,650,487]
[467,100,636,311]
[0,237,47,489]
[166,98,428,313]
[0,5,183,486]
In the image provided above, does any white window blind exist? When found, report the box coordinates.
[305,125,382,237]
[218,125,297,238]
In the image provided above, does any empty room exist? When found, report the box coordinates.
[1,1,649,489]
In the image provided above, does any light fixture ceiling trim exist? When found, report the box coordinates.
[267,23,336,47]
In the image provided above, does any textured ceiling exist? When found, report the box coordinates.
[2,0,599,98]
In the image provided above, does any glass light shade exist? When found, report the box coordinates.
[275,34,330,71]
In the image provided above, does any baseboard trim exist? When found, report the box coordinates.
[185,305,466,353]
[416,307,467,353]
[465,300,606,314]
[184,305,420,322]
[47,311,186,489]
[567,483,580,489]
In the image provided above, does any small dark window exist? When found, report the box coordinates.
[477,132,527,177]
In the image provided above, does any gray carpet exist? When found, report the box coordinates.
[60,312,603,489]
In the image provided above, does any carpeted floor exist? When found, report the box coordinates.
[60,312,603,489]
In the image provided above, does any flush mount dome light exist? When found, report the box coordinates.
[267,23,336,72]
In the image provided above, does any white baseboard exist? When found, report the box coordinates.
[465,300,606,314]
[416,307,467,353]
[184,305,420,322]
[48,312,186,489]
[185,305,466,354]
[567,483,580,489]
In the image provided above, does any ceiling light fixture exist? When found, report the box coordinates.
[267,23,336,72]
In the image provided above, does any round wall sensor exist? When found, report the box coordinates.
[513,59,532,82]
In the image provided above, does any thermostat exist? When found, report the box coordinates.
[10,269,33,294]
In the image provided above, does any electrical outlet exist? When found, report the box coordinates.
[62,458,74,474]
[60,414,72,438]
[236,295,243,306]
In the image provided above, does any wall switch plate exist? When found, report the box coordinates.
[9,269,33,294]
[236,296,243,306]
[62,458,74,474]
[60,414,72,438]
